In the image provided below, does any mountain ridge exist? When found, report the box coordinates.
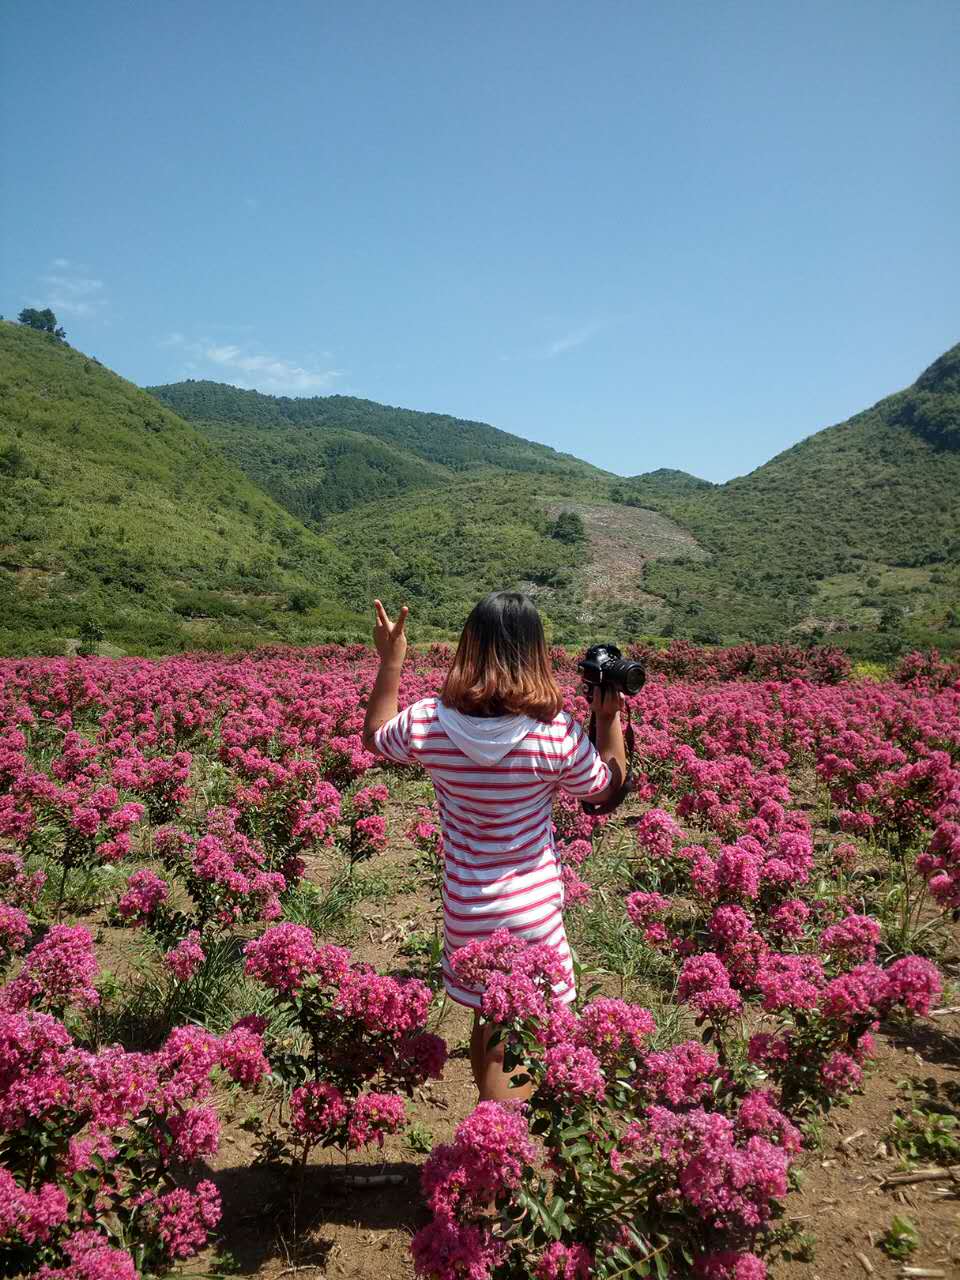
[2,321,957,657]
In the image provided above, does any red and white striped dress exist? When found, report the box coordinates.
[372,696,611,1009]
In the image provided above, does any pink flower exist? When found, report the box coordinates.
[166,1104,220,1160]
[625,891,671,926]
[676,1115,789,1229]
[38,1229,138,1280]
[0,1170,69,1243]
[767,899,810,939]
[164,931,205,982]
[642,1040,721,1107]
[290,1082,348,1138]
[400,1031,449,1082]
[136,1180,221,1261]
[347,1092,406,1149]
[560,863,591,906]
[218,1026,270,1087]
[352,784,389,814]
[0,903,31,967]
[755,954,823,1012]
[917,821,960,909]
[633,807,681,859]
[576,998,655,1064]
[707,905,754,945]
[353,814,388,853]
[411,1218,503,1280]
[70,806,101,836]
[820,1051,863,1096]
[677,953,743,1019]
[15,924,100,1012]
[736,1090,803,1153]
[819,914,881,965]
[884,955,942,1016]
[557,838,592,867]
[819,964,890,1025]
[536,1241,593,1280]
[542,1042,605,1104]
[335,971,432,1035]
[695,1252,767,1280]
[243,923,320,994]
[117,869,169,921]
[420,1102,534,1217]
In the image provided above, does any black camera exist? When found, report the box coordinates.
[577,643,646,696]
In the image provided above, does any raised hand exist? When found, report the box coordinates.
[373,599,409,665]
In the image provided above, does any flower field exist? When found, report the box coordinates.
[1,642,958,1279]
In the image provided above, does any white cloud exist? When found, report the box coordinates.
[38,260,107,318]
[157,329,343,395]
[203,344,342,392]
[540,321,602,359]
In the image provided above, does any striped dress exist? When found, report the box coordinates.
[372,696,611,1009]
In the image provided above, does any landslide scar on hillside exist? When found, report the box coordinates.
[543,501,707,604]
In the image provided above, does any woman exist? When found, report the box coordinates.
[362,591,627,1104]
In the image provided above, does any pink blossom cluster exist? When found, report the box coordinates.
[917,821,960,910]
[1,643,957,1280]
[451,928,568,1024]
[164,930,205,981]
[2,924,100,1013]
[0,1002,267,1272]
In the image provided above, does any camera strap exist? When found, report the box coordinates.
[581,705,636,816]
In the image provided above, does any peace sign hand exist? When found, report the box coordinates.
[373,599,409,665]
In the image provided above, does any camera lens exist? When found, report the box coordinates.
[612,659,646,695]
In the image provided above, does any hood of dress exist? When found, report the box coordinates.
[435,702,539,765]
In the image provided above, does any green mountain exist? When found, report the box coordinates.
[149,379,711,637]
[4,320,957,659]
[146,378,716,640]
[1,328,644,652]
[0,322,366,654]
[642,344,960,657]
[148,379,600,486]
[170,417,448,526]
[611,468,714,503]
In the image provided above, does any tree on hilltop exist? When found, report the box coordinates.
[18,307,67,341]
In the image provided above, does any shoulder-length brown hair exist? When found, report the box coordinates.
[440,591,563,721]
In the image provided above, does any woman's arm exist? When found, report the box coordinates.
[587,685,627,804]
[362,600,409,752]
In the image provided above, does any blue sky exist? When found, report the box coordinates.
[2,1,957,482]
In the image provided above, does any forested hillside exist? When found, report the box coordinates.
[149,379,600,478]
[0,327,622,651]
[610,468,714,503]
[3,320,958,658]
[176,418,448,525]
[0,323,362,653]
[643,343,960,656]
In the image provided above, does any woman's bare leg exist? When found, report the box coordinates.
[470,1010,532,1103]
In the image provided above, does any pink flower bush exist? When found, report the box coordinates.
[4,924,100,1013]
[243,922,322,994]
[291,1081,349,1137]
[117,868,169,921]
[0,643,955,1280]
[916,820,960,910]
[0,902,30,969]
[677,953,743,1019]
[164,930,205,981]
